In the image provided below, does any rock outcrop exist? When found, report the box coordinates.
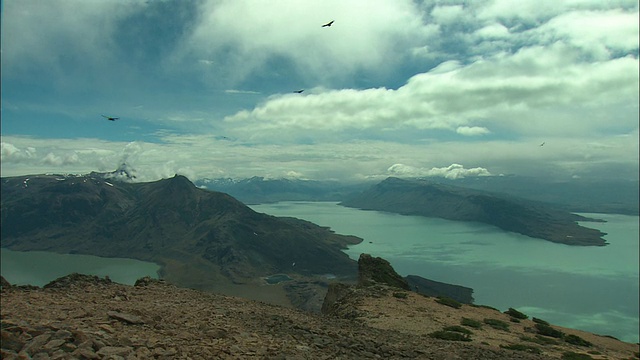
[357,253,411,290]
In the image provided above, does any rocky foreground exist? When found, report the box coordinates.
[2,272,638,360]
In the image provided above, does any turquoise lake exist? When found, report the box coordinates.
[0,249,160,286]
[1,201,637,343]
[251,202,640,343]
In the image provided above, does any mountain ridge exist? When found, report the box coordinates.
[340,177,608,246]
[0,173,361,302]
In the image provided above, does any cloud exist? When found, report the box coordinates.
[1,143,37,162]
[226,41,638,142]
[456,126,490,136]
[388,163,492,179]
[474,23,510,39]
[534,9,639,59]
[174,0,430,86]
[225,89,262,95]
[430,5,464,25]
[1,1,637,183]
[1,1,143,77]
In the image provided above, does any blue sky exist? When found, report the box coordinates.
[1,0,638,182]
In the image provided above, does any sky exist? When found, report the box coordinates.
[1,0,638,183]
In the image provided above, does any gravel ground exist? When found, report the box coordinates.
[0,274,572,360]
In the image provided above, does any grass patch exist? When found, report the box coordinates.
[443,325,473,335]
[561,352,593,360]
[565,334,592,347]
[461,317,482,329]
[499,344,541,354]
[435,296,462,309]
[429,330,471,342]
[483,318,509,331]
[504,307,528,320]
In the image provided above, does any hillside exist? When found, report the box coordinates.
[0,173,361,307]
[2,264,637,360]
[341,177,608,246]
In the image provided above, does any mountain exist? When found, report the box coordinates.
[424,175,639,216]
[0,173,361,290]
[2,173,473,312]
[195,175,639,217]
[341,177,608,246]
[194,176,371,204]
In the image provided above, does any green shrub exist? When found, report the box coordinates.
[561,351,593,360]
[435,296,462,309]
[504,308,528,320]
[443,326,473,335]
[564,334,592,347]
[483,318,509,331]
[532,317,550,325]
[535,323,564,338]
[509,317,521,323]
[520,335,560,346]
[392,291,408,299]
[499,344,541,354]
[461,317,482,329]
[429,331,471,342]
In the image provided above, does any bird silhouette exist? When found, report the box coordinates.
[539,142,545,147]
[321,20,334,27]
[293,89,304,93]
[101,115,119,121]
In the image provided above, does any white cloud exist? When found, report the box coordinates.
[1,142,37,162]
[175,0,430,85]
[388,163,492,179]
[226,41,638,141]
[431,5,465,24]
[1,1,143,75]
[534,9,640,59]
[474,23,510,39]
[456,126,490,136]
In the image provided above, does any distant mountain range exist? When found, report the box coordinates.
[196,175,638,215]
[341,177,608,246]
[1,174,361,289]
[195,176,370,204]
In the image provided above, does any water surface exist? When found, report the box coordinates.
[1,249,161,286]
[251,202,639,343]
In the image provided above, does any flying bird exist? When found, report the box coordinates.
[321,20,334,27]
[102,115,119,121]
[539,142,545,147]
[293,89,304,93]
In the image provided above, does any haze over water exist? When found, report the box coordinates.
[0,250,160,286]
[251,202,640,343]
